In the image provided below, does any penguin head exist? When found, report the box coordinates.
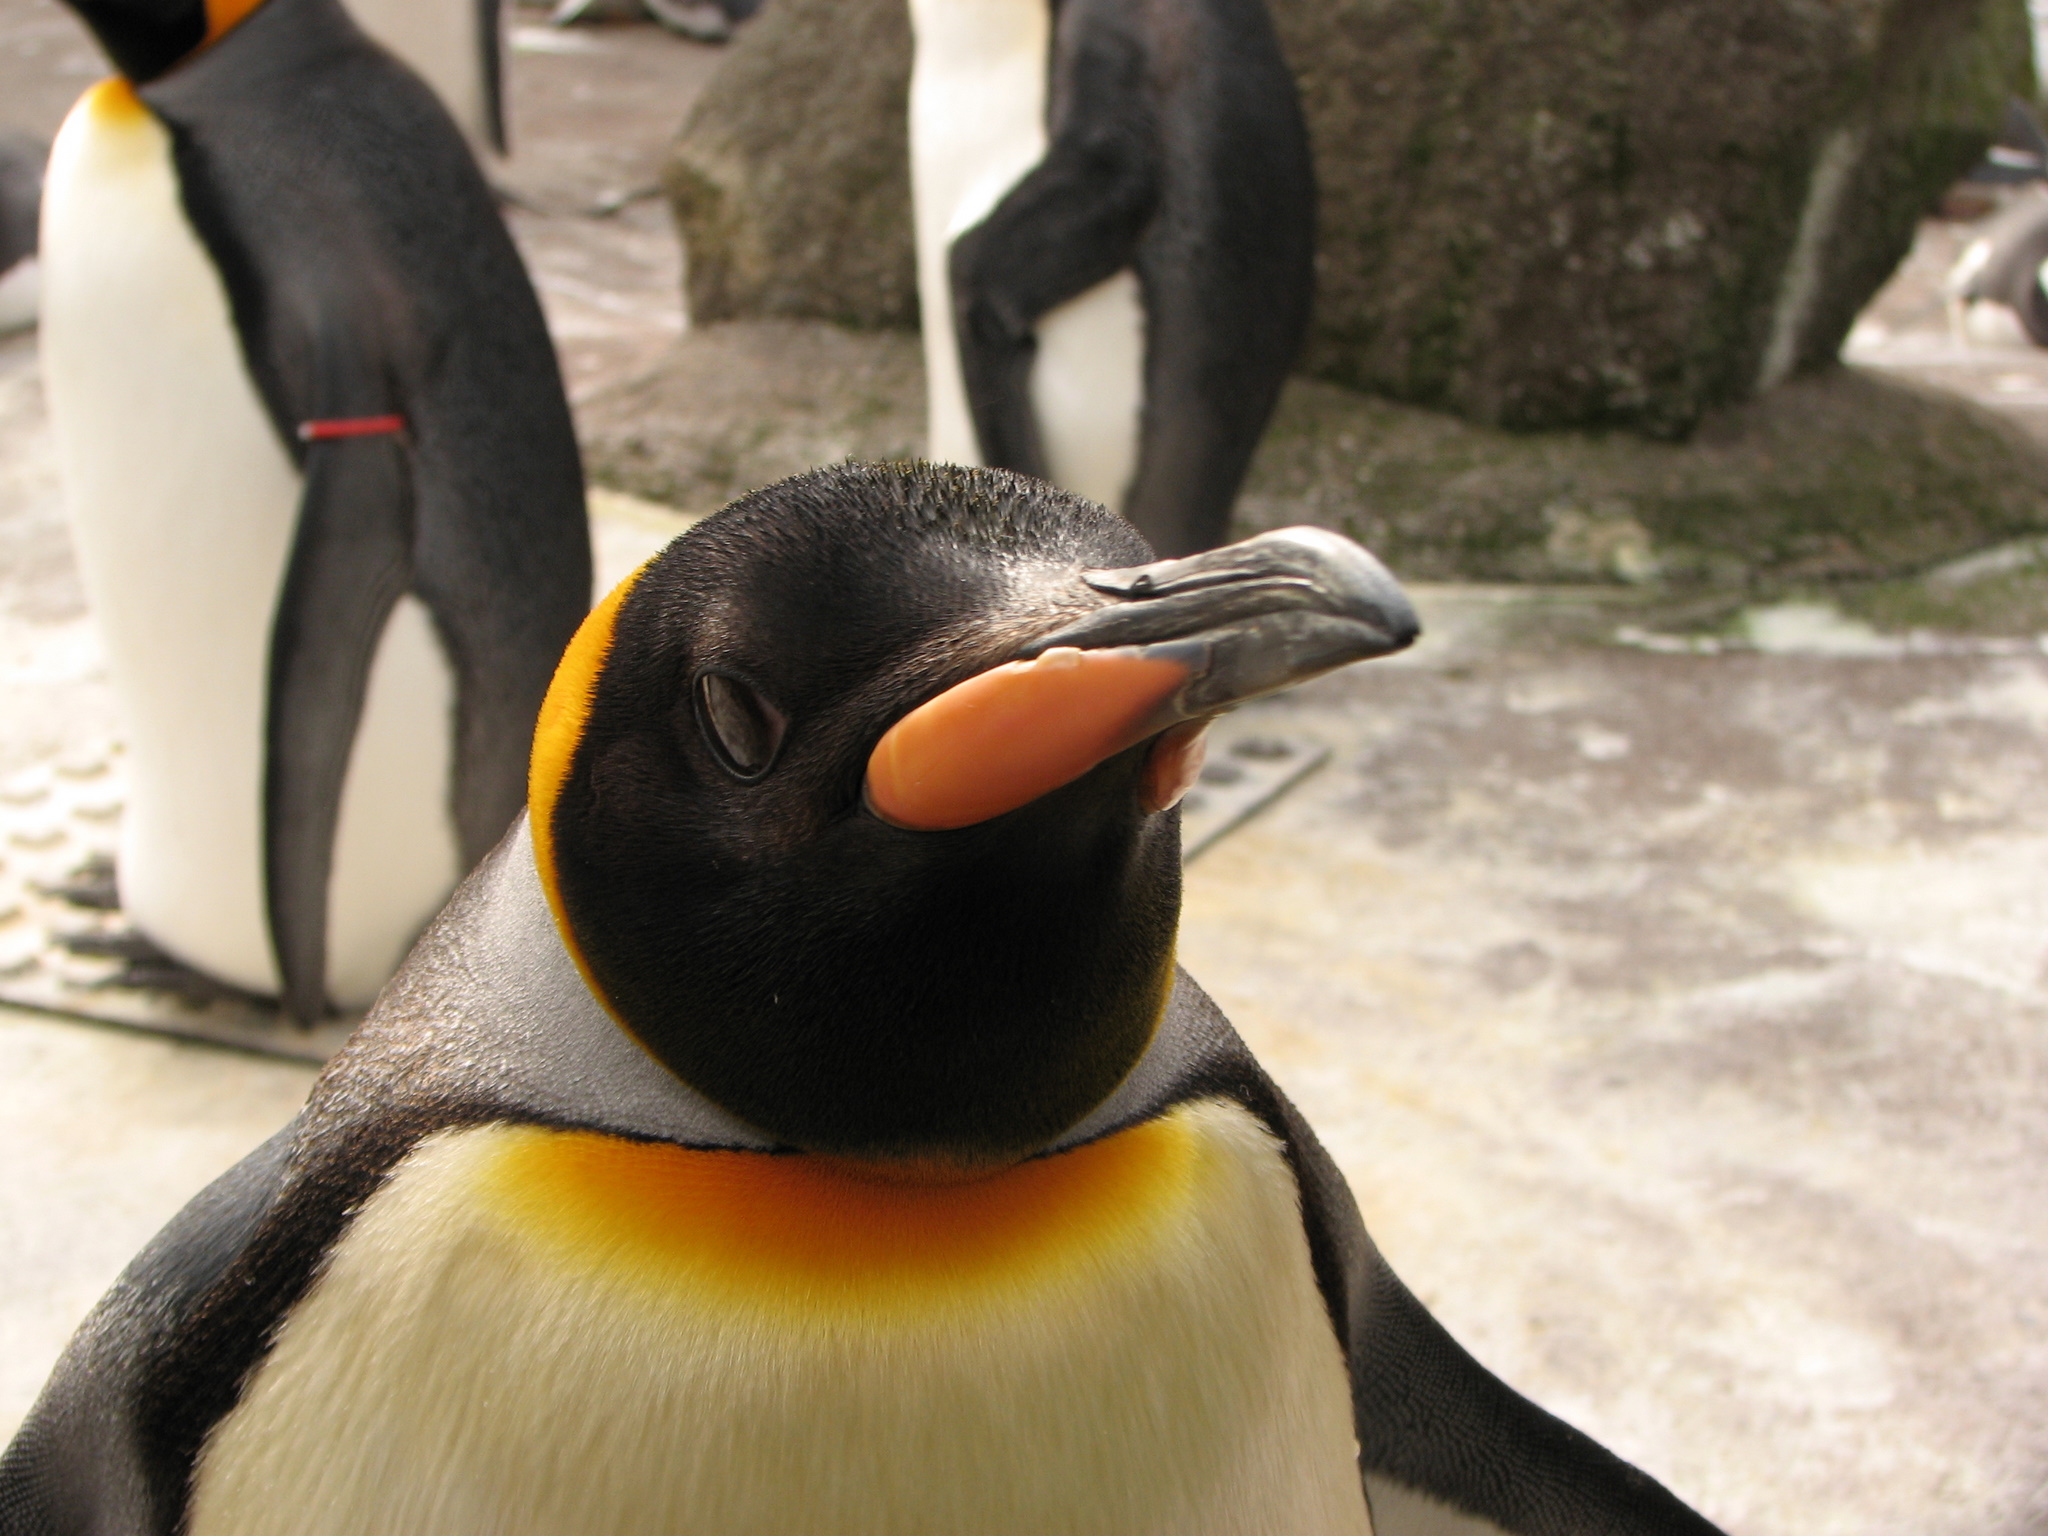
[532,462,1418,1173]
[63,0,263,83]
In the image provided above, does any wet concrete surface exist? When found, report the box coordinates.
[3,5,2047,1533]
[0,1012,316,1440]
[1191,607,2048,1535]
[492,14,715,402]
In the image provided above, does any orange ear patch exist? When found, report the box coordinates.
[866,647,1190,832]
[529,565,647,967]
[481,1111,1200,1315]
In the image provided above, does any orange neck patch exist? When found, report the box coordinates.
[481,1111,1202,1316]
[83,77,151,126]
[528,563,647,984]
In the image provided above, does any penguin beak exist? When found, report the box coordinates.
[865,527,1419,831]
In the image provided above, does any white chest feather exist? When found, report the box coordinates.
[40,82,459,1008]
[190,1097,1370,1536]
[907,0,1145,511]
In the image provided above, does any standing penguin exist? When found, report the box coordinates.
[910,0,1314,558]
[39,0,591,1021]
[1,463,1724,1536]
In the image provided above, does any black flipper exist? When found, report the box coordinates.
[1083,973,1724,1536]
[0,1095,520,1536]
[477,0,504,154]
[1266,1088,1723,1536]
[0,1131,294,1536]
[947,0,1313,558]
[947,10,1160,482]
[1117,0,1312,559]
[407,436,579,871]
[0,830,738,1536]
[265,431,415,1023]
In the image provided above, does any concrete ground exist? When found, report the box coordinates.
[1198,611,2048,1536]
[4,5,2048,1534]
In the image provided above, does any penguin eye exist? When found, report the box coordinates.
[695,672,786,780]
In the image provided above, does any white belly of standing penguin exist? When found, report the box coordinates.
[908,0,1146,512]
[40,82,462,1009]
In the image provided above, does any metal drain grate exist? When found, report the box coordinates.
[0,745,353,1063]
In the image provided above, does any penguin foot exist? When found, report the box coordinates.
[34,851,118,912]
[56,928,273,1014]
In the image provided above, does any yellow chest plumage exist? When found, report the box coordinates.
[189,1097,1370,1536]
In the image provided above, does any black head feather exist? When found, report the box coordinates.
[63,0,208,82]
[548,463,1175,1165]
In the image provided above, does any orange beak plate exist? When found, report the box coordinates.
[865,647,1192,832]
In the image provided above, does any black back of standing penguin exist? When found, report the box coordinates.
[2,465,1723,1536]
[911,0,1314,557]
[40,0,590,1021]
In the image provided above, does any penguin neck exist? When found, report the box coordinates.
[69,0,271,85]
[550,775,1187,1166]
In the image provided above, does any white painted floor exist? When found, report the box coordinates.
[0,1006,314,1440]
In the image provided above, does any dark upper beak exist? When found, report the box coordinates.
[1024,526,1420,724]
[862,527,1416,832]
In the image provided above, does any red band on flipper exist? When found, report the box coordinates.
[297,415,407,442]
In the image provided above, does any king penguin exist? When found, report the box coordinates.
[0,463,1725,1536]
[909,0,1314,557]
[39,0,591,1020]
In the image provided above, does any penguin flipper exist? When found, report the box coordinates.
[1263,1089,1726,1536]
[1096,976,1720,1533]
[266,434,415,1023]
[0,1130,294,1536]
[947,22,1160,479]
[477,0,505,154]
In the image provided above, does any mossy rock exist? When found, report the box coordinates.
[1272,0,2033,434]
[664,0,916,331]
[577,321,923,513]
[659,0,2028,439]
[1835,544,2048,633]
[579,323,2048,608]
[1241,364,2048,587]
